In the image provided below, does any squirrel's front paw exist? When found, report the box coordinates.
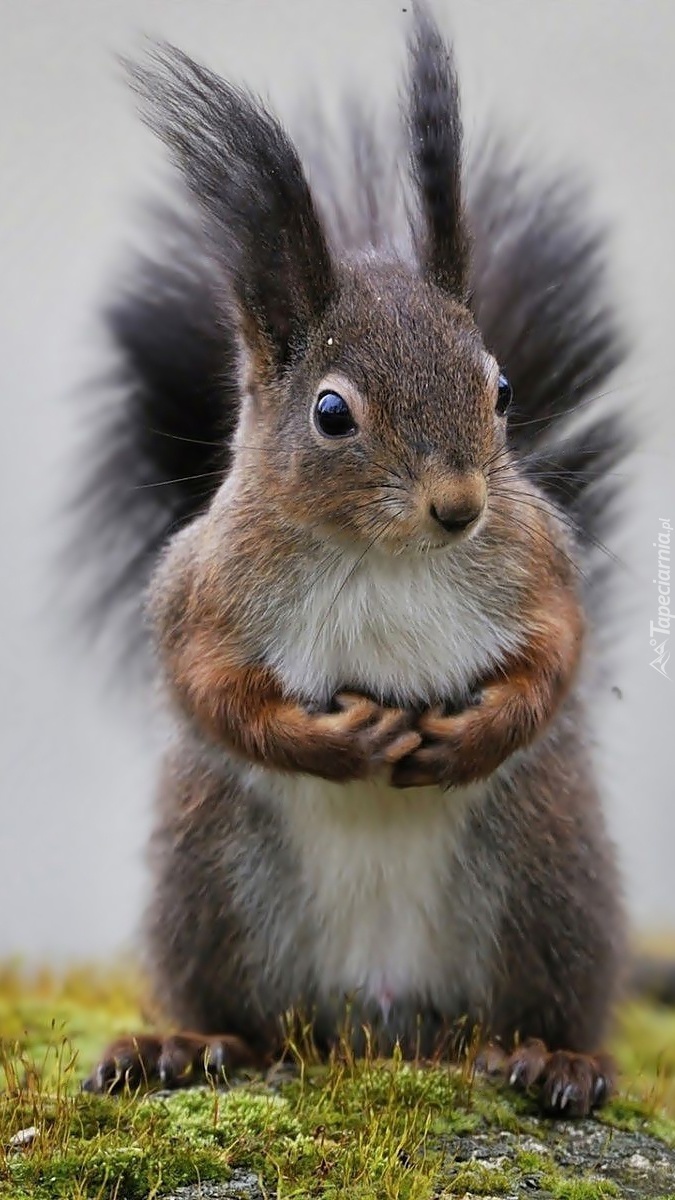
[390,700,481,788]
[233,685,420,780]
[310,692,421,780]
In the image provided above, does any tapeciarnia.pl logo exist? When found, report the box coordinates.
[650,517,672,678]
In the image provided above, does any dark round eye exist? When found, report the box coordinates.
[314,391,357,438]
[496,372,513,415]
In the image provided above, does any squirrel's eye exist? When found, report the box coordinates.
[314,391,357,438]
[496,373,513,415]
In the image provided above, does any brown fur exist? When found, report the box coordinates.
[148,259,586,788]
[153,507,583,788]
[82,9,628,1120]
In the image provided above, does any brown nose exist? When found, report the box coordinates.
[430,500,483,533]
[428,475,486,535]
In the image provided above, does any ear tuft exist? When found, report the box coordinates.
[406,5,470,298]
[127,45,336,371]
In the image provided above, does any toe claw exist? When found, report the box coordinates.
[509,1061,528,1089]
[204,1044,226,1081]
[505,1048,612,1119]
[90,1060,122,1094]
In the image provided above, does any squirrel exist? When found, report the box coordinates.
[79,6,630,1118]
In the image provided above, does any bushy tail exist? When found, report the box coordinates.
[72,210,238,667]
[467,145,629,582]
[72,12,629,666]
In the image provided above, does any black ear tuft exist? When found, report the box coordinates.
[128,46,336,371]
[406,5,470,298]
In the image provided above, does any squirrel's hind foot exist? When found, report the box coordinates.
[82,1031,262,1094]
[478,1038,614,1118]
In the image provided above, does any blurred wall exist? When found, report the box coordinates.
[1,0,674,960]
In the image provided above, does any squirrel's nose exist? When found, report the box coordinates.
[428,475,486,536]
[430,500,483,533]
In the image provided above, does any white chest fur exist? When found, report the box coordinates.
[259,772,488,1014]
[242,544,514,1014]
[262,544,521,706]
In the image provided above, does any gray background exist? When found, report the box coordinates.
[1,0,674,961]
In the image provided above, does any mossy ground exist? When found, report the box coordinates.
[2,963,675,1199]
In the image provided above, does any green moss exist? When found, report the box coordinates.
[512,1149,622,1200]
[0,1084,230,1199]
[438,1159,513,1194]
[600,1092,675,1146]
[2,965,675,1198]
[6,1139,229,1200]
[612,1000,675,1122]
[548,1180,620,1200]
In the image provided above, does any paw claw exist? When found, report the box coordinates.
[332,691,363,712]
[83,1031,258,1095]
[509,1065,525,1088]
[204,1043,228,1081]
[504,1045,612,1119]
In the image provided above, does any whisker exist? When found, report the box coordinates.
[147,427,225,448]
[489,487,626,572]
[340,480,410,496]
[481,444,511,472]
[481,445,512,474]
[521,466,627,483]
[132,469,226,489]
[507,380,628,434]
[484,501,589,583]
[307,516,399,659]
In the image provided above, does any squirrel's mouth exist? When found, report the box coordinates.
[410,508,489,555]
[384,529,486,559]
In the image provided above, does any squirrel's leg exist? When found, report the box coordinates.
[82,1031,266,1093]
[83,760,287,1096]
[392,586,583,788]
[470,732,623,1119]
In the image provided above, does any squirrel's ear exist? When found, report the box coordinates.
[405,6,470,299]
[129,47,336,376]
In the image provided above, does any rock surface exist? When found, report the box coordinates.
[163,1174,265,1200]
[440,1120,675,1197]
[161,1119,675,1199]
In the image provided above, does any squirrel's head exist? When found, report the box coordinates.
[232,265,511,552]
[135,8,517,555]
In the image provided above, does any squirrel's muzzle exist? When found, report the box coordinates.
[427,472,487,538]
